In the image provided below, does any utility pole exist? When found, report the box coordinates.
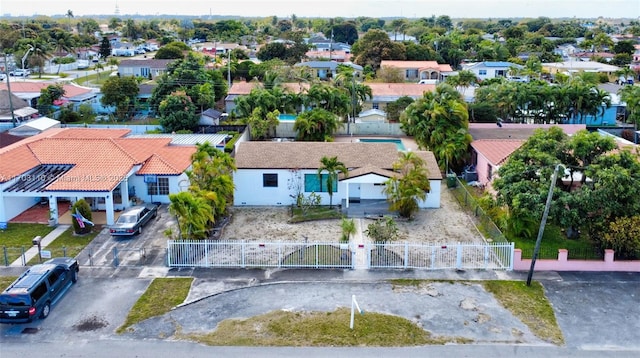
[4,53,17,127]
[527,164,562,286]
[227,50,231,89]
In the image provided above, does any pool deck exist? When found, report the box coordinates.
[333,135,419,151]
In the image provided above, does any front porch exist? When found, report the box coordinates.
[340,199,395,218]
[8,201,122,225]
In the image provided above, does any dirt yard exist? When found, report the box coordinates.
[220,186,485,244]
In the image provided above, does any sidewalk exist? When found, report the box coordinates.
[10,225,70,266]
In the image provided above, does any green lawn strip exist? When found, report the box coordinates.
[182,308,469,347]
[116,277,193,334]
[289,208,343,223]
[26,227,100,265]
[482,280,564,345]
[0,223,55,264]
[512,225,599,259]
[0,276,17,290]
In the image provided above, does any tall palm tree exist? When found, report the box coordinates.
[66,10,74,32]
[620,85,640,133]
[317,156,348,208]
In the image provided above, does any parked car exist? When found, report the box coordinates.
[0,257,79,324]
[0,73,6,81]
[9,69,31,77]
[109,203,158,236]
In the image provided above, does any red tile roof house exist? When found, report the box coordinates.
[0,128,195,226]
[468,123,587,190]
[233,141,442,209]
[0,82,97,110]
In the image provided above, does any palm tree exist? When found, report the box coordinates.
[28,42,52,79]
[66,10,74,32]
[317,156,348,208]
[620,85,640,134]
[383,152,431,219]
[293,108,342,141]
[340,218,356,243]
[168,191,215,239]
[94,62,104,79]
[187,142,236,218]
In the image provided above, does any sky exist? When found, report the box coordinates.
[1,0,639,19]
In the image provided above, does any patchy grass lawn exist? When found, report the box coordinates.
[26,227,100,265]
[512,225,600,259]
[0,276,17,290]
[182,308,469,347]
[116,278,193,334]
[289,207,343,223]
[0,223,55,247]
[482,280,564,345]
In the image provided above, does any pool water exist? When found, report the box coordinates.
[278,114,297,121]
[359,138,406,151]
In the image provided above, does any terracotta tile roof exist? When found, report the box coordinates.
[471,139,525,166]
[0,82,94,99]
[235,142,442,180]
[366,83,436,97]
[0,128,196,191]
[380,60,453,72]
[228,81,310,95]
[468,123,586,140]
[51,128,131,139]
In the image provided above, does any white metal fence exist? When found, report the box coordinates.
[167,240,514,270]
[167,240,354,269]
[367,242,514,270]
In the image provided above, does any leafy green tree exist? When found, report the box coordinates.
[317,156,348,208]
[351,29,405,71]
[158,91,199,132]
[243,108,280,140]
[603,216,640,258]
[620,85,640,132]
[100,76,139,121]
[155,41,188,59]
[386,96,414,122]
[169,191,215,239]
[99,36,111,60]
[400,84,471,170]
[293,108,342,141]
[383,151,430,219]
[187,142,236,219]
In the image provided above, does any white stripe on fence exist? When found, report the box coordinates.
[167,240,354,269]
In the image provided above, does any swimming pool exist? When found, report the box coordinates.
[278,114,297,121]
[358,138,406,151]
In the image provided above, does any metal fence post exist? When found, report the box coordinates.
[404,243,409,269]
[456,243,463,270]
[21,247,26,266]
[241,241,246,268]
[3,247,7,266]
[113,247,119,267]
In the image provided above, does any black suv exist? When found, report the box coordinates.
[0,257,79,324]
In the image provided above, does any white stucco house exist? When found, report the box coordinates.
[233,141,442,209]
[461,61,523,81]
[0,128,196,226]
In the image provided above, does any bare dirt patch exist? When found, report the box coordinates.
[221,186,485,244]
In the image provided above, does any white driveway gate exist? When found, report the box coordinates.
[367,242,514,270]
[167,240,354,269]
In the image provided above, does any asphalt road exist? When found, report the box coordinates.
[1,270,639,357]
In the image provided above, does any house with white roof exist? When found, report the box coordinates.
[461,61,523,81]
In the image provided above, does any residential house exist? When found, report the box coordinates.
[0,128,196,226]
[0,82,97,112]
[117,59,175,79]
[542,60,620,78]
[225,81,310,114]
[233,141,442,209]
[199,108,224,126]
[571,52,615,63]
[8,117,60,137]
[294,61,363,80]
[305,50,352,62]
[362,83,435,114]
[467,123,586,188]
[0,89,37,124]
[461,61,523,81]
[379,61,453,82]
[0,132,23,148]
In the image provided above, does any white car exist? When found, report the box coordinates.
[0,73,6,81]
[10,69,30,77]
